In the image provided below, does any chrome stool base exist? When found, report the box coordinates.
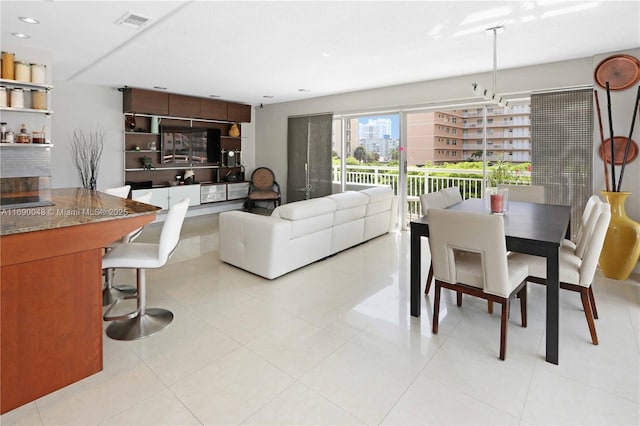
[105,308,173,341]
[102,286,136,307]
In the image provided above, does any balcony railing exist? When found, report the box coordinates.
[332,164,531,221]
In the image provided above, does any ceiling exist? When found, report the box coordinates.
[1,1,639,106]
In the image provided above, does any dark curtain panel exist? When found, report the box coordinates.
[287,114,333,202]
[531,88,593,239]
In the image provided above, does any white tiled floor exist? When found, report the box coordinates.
[3,213,639,425]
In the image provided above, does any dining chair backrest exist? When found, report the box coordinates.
[497,184,545,203]
[574,195,602,248]
[158,198,189,264]
[440,186,463,206]
[103,185,131,199]
[429,208,510,297]
[574,198,605,258]
[578,202,611,286]
[419,191,446,215]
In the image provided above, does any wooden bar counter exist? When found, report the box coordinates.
[0,188,160,414]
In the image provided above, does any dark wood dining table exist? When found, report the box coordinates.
[410,198,571,364]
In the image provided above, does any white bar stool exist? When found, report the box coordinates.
[102,198,189,340]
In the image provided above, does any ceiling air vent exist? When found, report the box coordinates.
[115,12,152,29]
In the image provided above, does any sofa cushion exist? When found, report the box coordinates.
[361,186,393,203]
[271,198,337,240]
[273,197,336,220]
[362,187,394,216]
[327,191,369,210]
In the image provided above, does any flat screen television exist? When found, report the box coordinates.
[161,127,221,165]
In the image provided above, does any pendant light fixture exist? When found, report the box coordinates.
[472,25,509,108]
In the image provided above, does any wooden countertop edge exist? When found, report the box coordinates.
[0,213,155,267]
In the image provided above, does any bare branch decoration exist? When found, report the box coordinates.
[69,128,105,190]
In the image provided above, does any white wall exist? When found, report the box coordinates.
[255,48,640,225]
[51,81,123,190]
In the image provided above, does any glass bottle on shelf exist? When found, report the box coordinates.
[5,128,15,143]
[16,123,31,144]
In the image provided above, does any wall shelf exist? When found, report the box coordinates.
[0,107,53,115]
[0,79,53,91]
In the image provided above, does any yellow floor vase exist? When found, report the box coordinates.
[599,191,640,280]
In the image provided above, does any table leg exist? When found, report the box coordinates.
[410,224,422,317]
[545,245,560,364]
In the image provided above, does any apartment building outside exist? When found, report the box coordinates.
[407,104,532,166]
[333,104,531,165]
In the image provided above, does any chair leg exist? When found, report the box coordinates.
[579,287,599,345]
[103,267,136,307]
[105,268,174,341]
[424,263,434,295]
[518,286,527,328]
[588,285,599,319]
[499,300,509,360]
[487,300,494,315]
[456,291,462,307]
[432,282,441,334]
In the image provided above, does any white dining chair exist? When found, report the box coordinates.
[563,194,602,253]
[102,198,190,340]
[440,186,463,206]
[429,208,529,360]
[419,191,447,295]
[509,202,611,345]
[497,184,545,203]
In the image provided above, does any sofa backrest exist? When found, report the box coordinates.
[271,197,337,239]
[360,186,394,216]
[327,191,369,226]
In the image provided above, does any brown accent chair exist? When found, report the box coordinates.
[247,167,281,212]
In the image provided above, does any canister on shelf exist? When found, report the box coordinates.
[32,89,47,110]
[0,87,7,107]
[2,52,15,80]
[14,61,30,82]
[32,131,45,144]
[30,63,46,84]
[16,123,31,143]
[10,88,24,108]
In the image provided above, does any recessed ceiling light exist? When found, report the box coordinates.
[209,94,221,98]
[153,86,167,90]
[19,16,39,24]
[298,88,310,92]
[12,33,30,39]
[263,95,274,98]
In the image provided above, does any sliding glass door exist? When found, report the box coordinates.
[331,113,401,195]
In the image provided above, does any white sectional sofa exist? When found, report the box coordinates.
[219,186,398,279]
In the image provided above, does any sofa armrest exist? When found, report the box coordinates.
[219,211,292,279]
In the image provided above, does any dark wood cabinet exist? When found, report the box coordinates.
[200,98,228,121]
[123,88,248,190]
[123,88,169,115]
[123,87,250,123]
[169,94,201,118]
[227,103,251,123]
